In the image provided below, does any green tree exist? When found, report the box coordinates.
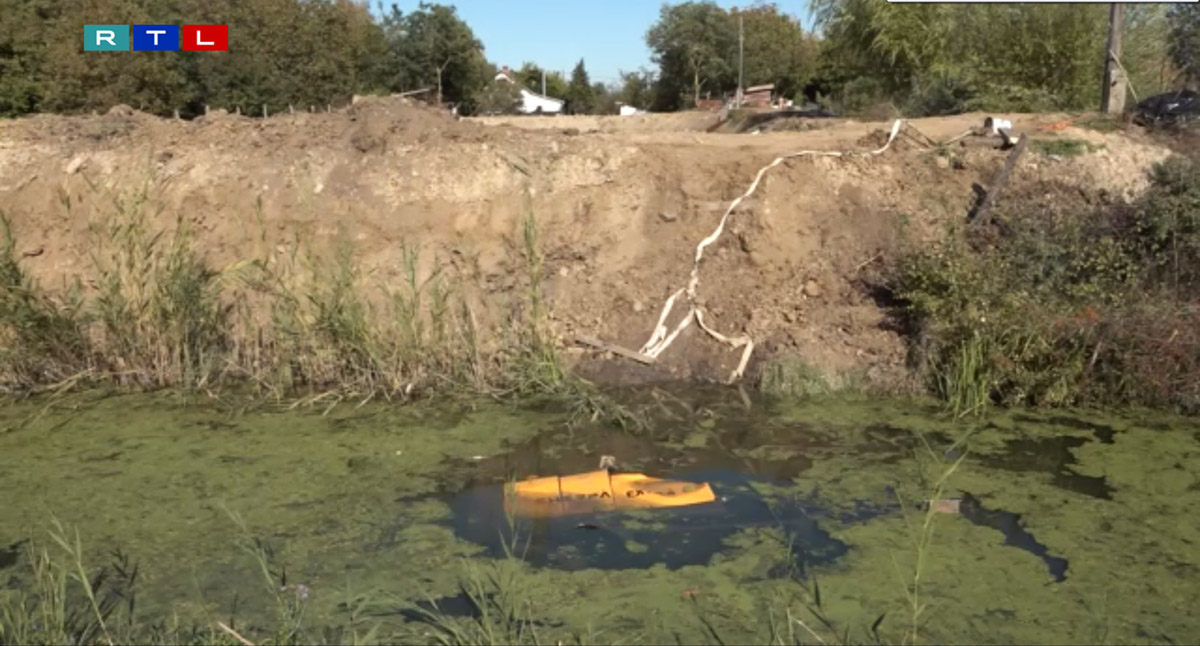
[591,81,618,114]
[566,58,595,113]
[475,63,522,114]
[732,3,815,101]
[515,62,568,98]
[1122,5,1179,98]
[646,1,735,109]
[811,1,1109,114]
[0,0,60,116]
[1170,3,1200,87]
[616,68,656,110]
[384,2,486,106]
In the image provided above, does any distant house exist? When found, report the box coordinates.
[494,66,565,115]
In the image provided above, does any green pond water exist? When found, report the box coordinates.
[1,387,1198,644]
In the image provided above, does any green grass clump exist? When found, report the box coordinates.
[1029,138,1103,157]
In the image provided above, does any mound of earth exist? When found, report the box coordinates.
[0,99,1177,386]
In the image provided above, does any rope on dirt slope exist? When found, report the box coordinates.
[638,118,910,384]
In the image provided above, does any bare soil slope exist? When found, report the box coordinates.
[0,98,1175,386]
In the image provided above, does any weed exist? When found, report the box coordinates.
[1029,138,1103,157]
[891,432,969,645]
[759,357,833,399]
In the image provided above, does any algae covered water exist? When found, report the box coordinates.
[1,387,1197,644]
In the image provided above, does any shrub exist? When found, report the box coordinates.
[891,154,1200,413]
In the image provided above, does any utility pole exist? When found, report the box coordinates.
[737,13,745,108]
[1100,3,1126,114]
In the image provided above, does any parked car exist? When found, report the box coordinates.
[1133,90,1199,127]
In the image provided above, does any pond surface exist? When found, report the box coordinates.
[0,387,1197,644]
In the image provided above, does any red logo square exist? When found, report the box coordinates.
[181,25,228,51]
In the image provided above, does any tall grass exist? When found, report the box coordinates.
[0,185,639,426]
[892,433,969,645]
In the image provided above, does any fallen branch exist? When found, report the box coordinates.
[970,134,1029,228]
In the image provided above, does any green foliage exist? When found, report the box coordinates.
[0,0,493,118]
[730,4,816,102]
[475,70,523,115]
[1123,5,1181,99]
[811,2,1135,115]
[646,1,737,109]
[1170,4,1200,87]
[513,63,567,100]
[591,81,619,115]
[646,1,815,111]
[616,69,656,111]
[905,71,975,117]
[566,59,595,114]
[386,2,487,107]
[891,155,1200,414]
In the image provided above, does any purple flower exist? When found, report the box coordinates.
[296,583,310,602]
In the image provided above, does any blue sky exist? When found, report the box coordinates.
[376,1,814,85]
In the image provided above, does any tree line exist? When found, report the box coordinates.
[0,0,1196,119]
[808,0,1197,115]
[0,0,630,118]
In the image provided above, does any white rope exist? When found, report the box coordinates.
[638,118,909,384]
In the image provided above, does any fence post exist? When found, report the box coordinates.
[263,104,268,118]
[289,104,294,114]
[205,104,210,115]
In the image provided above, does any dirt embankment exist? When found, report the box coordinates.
[0,98,1175,387]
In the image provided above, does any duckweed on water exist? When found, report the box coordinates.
[1,388,1198,644]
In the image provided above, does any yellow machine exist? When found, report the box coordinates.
[505,469,717,518]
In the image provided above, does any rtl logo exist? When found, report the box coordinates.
[84,25,228,51]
